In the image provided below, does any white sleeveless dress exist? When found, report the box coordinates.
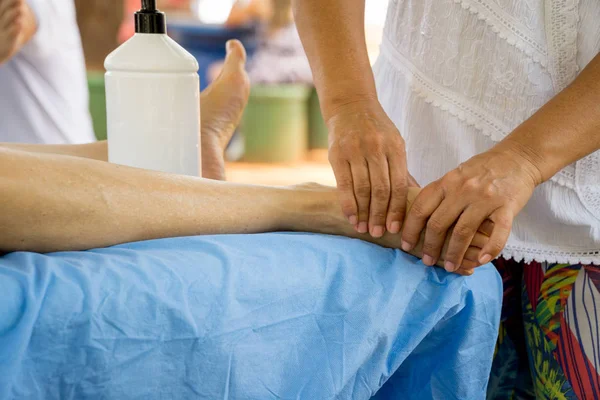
[0,0,95,144]
[374,0,600,264]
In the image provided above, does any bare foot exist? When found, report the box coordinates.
[0,0,25,64]
[200,39,250,180]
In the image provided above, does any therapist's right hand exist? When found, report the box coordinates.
[327,99,408,239]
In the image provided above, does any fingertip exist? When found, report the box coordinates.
[357,221,368,234]
[422,254,435,266]
[371,225,385,238]
[479,253,493,265]
[444,261,457,273]
[401,240,413,252]
[388,221,401,234]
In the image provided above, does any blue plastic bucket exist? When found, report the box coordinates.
[167,21,259,90]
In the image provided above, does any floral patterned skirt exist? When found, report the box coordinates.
[487,259,600,399]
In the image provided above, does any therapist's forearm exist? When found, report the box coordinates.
[292,0,376,120]
[496,54,600,183]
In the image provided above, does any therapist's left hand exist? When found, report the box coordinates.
[400,145,543,273]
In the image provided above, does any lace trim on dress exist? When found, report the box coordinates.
[381,35,510,139]
[454,0,548,67]
[545,0,580,92]
[576,153,600,220]
[502,243,600,265]
[543,0,600,219]
[379,36,576,189]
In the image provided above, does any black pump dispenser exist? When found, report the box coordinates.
[135,0,166,34]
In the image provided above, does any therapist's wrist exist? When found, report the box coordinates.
[319,85,379,122]
[493,136,547,187]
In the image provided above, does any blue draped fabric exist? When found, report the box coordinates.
[0,233,501,399]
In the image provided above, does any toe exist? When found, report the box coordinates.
[211,39,250,102]
[224,40,247,71]
[204,39,249,96]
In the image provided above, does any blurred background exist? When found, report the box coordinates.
[77,0,390,185]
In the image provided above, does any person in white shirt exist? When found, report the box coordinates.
[294,0,600,397]
[0,0,95,144]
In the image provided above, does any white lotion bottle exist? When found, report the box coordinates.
[105,0,201,176]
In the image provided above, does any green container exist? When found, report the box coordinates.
[309,89,329,149]
[87,72,107,141]
[242,85,311,163]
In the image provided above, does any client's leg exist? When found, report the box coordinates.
[1,138,488,274]
[0,141,340,253]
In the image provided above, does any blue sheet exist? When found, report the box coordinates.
[0,233,502,399]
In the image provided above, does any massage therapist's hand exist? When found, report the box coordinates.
[401,144,543,273]
[327,99,409,239]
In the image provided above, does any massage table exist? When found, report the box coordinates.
[0,233,501,399]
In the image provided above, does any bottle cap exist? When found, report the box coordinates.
[135,0,166,34]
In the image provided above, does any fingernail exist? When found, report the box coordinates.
[389,221,401,234]
[423,255,435,266]
[226,40,233,52]
[479,254,493,264]
[445,261,456,272]
[372,226,385,238]
[357,222,368,234]
[401,241,412,252]
[349,215,358,225]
